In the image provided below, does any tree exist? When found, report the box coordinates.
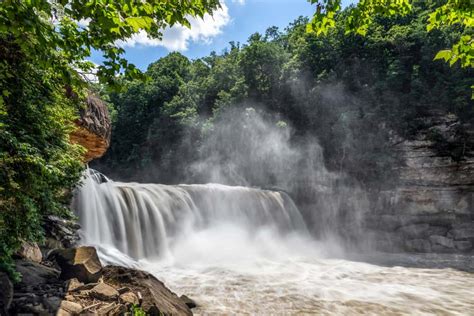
[307,0,473,95]
[0,0,220,278]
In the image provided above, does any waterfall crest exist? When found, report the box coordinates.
[74,169,308,261]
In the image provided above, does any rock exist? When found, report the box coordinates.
[90,283,119,301]
[180,295,197,309]
[70,282,98,292]
[70,94,111,162]
[147,305,162,315]
[15,260,60,286]
[450,224,474,240]
[120,292,139,305]
[117,286,131,294]
[102,266,192,315]
[16,242,43,263]
[405,239,431,252]
[397,224,430,239]
[42,296,62,312]
[0,272,13,314]
[429,235,454,248]
[65,278,84,292]
[50,246,102,283]
[59,300,83,314]
[43,215,80,249]
[454,240,473,251]
[97,303,118,315]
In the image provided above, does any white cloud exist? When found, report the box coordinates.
[118,2,230,51]
[232,0,245,4]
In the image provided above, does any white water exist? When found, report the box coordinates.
[74,170,474,315]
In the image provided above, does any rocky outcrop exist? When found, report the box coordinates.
[42,215,81,251]
[70,94,111,162]
[102,266,192,315]
[7,247,192,315]
[8,247,193,315]
[366,113,474,253]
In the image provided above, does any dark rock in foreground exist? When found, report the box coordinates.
[8,246,192,315]
[103,265,192,315]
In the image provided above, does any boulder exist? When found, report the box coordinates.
[57,300,83,315]
[102,266,192,315]
[14,260,60,286]
[16,242,42,263]
[90,282,119,301]
[120,292,139,305]
[50,246,102,283]
[0,272,13,314]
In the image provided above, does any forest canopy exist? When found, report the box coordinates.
[96,2,473,189]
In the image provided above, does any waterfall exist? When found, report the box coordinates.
[73,169,309,261]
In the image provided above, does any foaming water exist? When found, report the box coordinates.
[74,170,474,314]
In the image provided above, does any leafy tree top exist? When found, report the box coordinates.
[307,0,473,96]
[0,0,220,92]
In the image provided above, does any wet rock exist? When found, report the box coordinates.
[0,272,13,314]
[454,240,472,251]
[90,283,119,301]
[50,246,102,283]
[103,266,192,315]
[180,295,197,309]
[16,242,43,263]
[429,235,454,248]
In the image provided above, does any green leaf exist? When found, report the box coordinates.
[434,50,452,62]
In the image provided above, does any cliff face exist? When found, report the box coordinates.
[70,95,111,162]
[366,113,474,253]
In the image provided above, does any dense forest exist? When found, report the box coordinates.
[95,2,473,189]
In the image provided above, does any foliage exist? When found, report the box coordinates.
[0,0,220,279]
[307,0,473,95]
[96,3,472,189]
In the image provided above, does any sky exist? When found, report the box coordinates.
[91,0,355,70]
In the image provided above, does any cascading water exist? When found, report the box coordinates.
[74,169,474,314]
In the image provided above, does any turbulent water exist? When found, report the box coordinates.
[74,170,474,315]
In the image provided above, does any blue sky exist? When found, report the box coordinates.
[91,0,354,70]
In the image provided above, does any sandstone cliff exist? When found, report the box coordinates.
[70,94,111,162]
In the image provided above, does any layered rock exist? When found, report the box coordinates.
[70,94,111,162]
[366,113,474,253]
